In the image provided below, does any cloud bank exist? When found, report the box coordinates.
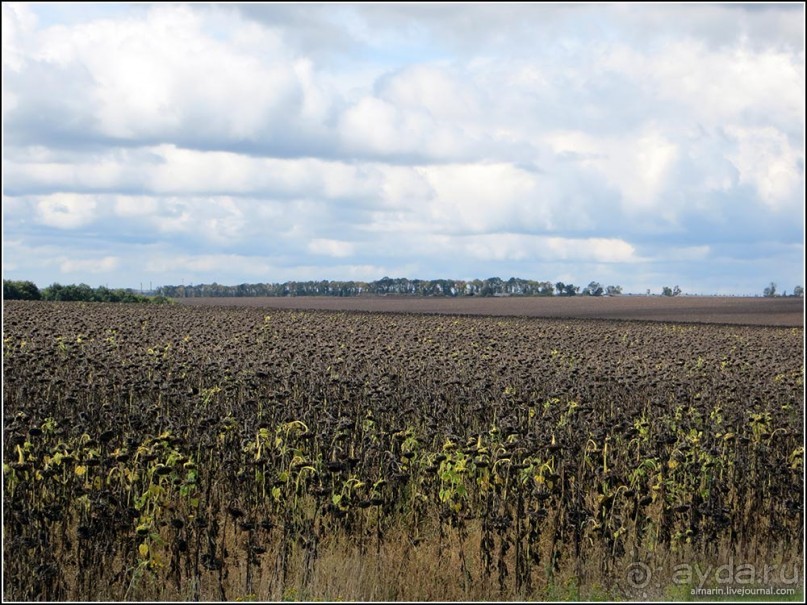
[3,3,804,295]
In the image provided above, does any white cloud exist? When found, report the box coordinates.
[457,234,638,264]
[544,128,679,212]
[35,193,98,229]
[544,237,638,263]
[724,125,804,210]
[2,3,37,72]
[202,198,247,243]
[8,4,312,144]
[114,196,158,217]
[59,255,120,274]
[6,145,441,215]
[602,39,804,133]
[378,64,481,122]
[337,95,469,160]
[419,163,550,233]
[338,97,407,155]
[122,196,248,244]
[2,4,803,295]
[145,253,272,276]
[307,239,356,258]
[378,166,434,208]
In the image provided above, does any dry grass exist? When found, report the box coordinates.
[86,518,799,602]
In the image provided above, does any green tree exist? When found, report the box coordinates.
[583,281,604,296]
[3,280,41,300]
[763,282,777,297]
[41,283,64,301]
[563,283,579,296]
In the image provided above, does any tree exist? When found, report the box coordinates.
[763,282,777,297]
[605,285,622,296]
[555,282,565,296]
[41,283,65,301]
[661,285,681,297]
[583,281,604,296]
[538,281,554,296]
[485,277,504,296]
[3,280,41,300]
[793,286,804,298]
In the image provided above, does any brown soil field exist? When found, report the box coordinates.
[4,300,803,601]
[178,295,804,327]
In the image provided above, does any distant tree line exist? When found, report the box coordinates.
[764,282,804,298]
[156,277,624,299]
[3,280,171,303]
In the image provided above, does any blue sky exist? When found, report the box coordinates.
[2,2,804,295]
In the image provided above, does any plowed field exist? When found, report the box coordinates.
[3,300,803,601]
[178,295,803,326]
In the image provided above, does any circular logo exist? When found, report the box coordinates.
[626,561,652,589]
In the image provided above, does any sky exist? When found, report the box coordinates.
[2,2,805,295]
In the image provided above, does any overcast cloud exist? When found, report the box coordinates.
[2,2,804,294]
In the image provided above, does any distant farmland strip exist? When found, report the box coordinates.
[178,295,804,327]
